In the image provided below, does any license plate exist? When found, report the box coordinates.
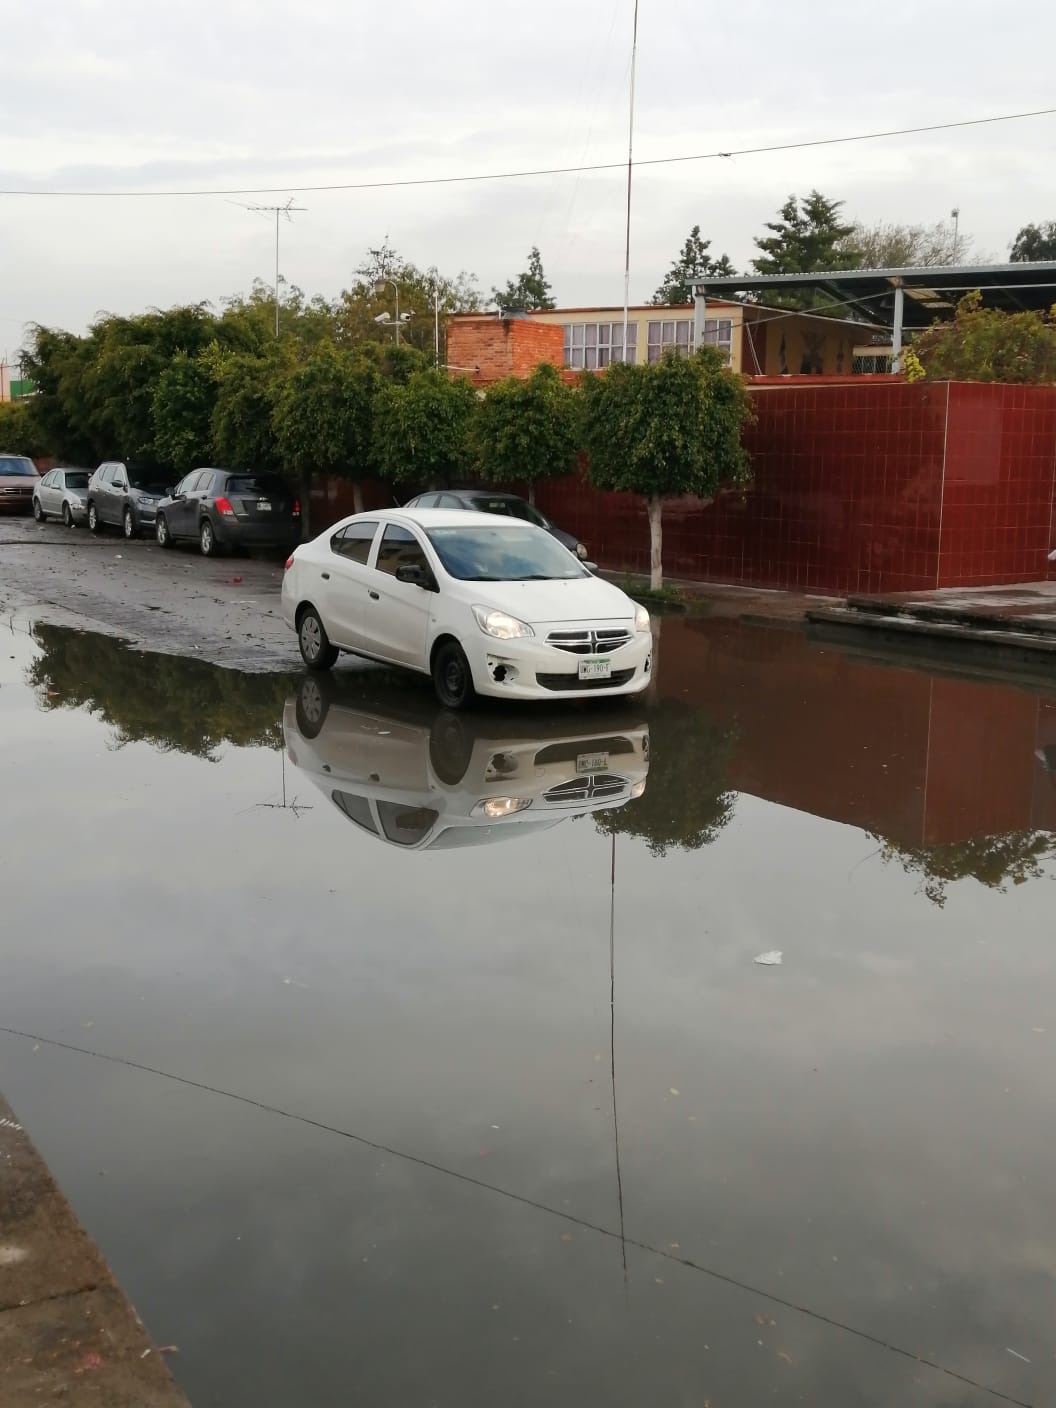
[577,752,610,774]
[578,657,611,681]
[257,499,272,512]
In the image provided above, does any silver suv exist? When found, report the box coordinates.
[87,461,170,539]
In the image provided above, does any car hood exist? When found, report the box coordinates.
[1,475,40,489]
[461,574,635,624]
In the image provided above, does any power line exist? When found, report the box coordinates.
[1,105,1054,200]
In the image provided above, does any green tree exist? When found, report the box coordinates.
[595,696,738,856]
[904,291,1056,384]
[471,363,579,503]
[843,218,971,269]
[1009,221,1056,262]
[273,343,380,520]
[210,348,289,476]
[336,240,481,361]
[0,399,50,459]
[580,347,753,589]
[492,246,555,313]
[752,191,858,309]
[372,368,477,490]
[151,351,217,473]
[651,225,736,304]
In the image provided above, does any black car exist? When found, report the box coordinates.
[403,489,591,564]
[155,468,300,556]
[87,460,169,538]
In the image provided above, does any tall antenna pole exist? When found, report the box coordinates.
[241,198,307,337]
[621,0,640,364]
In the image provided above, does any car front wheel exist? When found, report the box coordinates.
[432,640,476,710]
[156,514,172,548]
[32,498,44,522]
[123,507,136,539]
[298,607,339,671]
[62,503,74,528]
[87,502,101,533]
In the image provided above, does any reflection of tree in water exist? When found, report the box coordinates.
[874,830,1056,908]
[596,697,737,856]
[28,624,299,761]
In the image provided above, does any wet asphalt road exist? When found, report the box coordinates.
[0,512,300,671]
[3,512,1056,1407]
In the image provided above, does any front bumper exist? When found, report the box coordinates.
[0,493,33,514]
[466,631,652,701]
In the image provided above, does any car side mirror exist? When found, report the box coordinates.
[114,480,126,491]
[584,561,598,573]
[395,563,435,590]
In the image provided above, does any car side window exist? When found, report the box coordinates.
[413,493,437,508]
[197,472,214,494]
[99,466,113,485]
[439,495,464,508]
[376,525,429,576]
[330,521,378,564]
[40,472,53,487]
[112,466,127,488]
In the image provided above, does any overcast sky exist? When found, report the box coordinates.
[2,0,1054,349]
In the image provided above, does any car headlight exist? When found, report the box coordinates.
[630,779,648,799]
[472,606,534,640]
[575,542,589,560]
[473,797,533,818]
[635,604,650,634]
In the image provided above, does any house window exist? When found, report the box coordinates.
[562,322,638,369]
[700,318,733,363]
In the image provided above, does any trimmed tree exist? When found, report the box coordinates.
[152,351,217,474]
[471,362,579,504]
[372,368,477,491]
[580,347,753,590]
[273,343,379,521]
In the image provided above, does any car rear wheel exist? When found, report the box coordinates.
[62,503,73,528]
[199,518,223,557]
[432,641,476,710]
[298,607,339,671]
[123,507,136,539]
[156,514,172,549]
[295,675,335,738]
[32,498,44,522]
[87,502,101,533]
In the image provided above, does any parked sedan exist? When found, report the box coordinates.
[282,508,651,707]
[33,467,91,526]
[403,489,591,564]
[87,461,169,538]
[0,453,40,515]
[155,468,301,556]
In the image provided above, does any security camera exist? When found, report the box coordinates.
[399,311,414,321]
[373,311,391,324]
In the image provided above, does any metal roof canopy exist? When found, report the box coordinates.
[691,262,1056,331]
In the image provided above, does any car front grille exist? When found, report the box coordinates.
[547,627,633,655]
[536,668,636,692]
[544,774,629,804]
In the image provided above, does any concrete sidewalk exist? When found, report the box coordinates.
[0,1093,188,1407]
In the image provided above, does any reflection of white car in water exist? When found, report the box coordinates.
[283,677,649,852]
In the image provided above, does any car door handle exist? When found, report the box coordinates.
[368,590,380,600]
[321,572,330,580]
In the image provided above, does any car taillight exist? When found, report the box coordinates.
[284,554,295,570]
[215,496,235,516]
[292,499,301,516]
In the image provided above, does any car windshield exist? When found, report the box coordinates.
[468,496,548,528]
[0,456,36,476]
[426,525,588,582]
[226,475,285,495]
[63,472,90,490]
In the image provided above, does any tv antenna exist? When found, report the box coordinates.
[241,197,307,336]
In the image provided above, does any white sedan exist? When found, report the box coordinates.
[281,508,652,707]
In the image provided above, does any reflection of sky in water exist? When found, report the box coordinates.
[2,621,1055,1407]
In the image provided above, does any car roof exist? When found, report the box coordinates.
[332,507,542,533]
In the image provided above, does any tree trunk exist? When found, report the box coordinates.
[527,481,536,507]
[299,470,312,540]
[647,493,663,591]
[352,480,365,515]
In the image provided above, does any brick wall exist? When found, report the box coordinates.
[446,316,564,387]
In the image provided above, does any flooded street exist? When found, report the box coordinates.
[2,610,1055,1407]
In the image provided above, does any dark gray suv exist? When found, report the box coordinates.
[155,468,300,556]
[87,461,169,538]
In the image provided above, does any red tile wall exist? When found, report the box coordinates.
[534,381,1056,595]
[938,384,1056,587]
